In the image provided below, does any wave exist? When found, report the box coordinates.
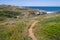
[47,11,54,13]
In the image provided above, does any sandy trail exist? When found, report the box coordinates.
[28,20,38,40]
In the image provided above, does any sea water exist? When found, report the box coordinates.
[27,6,60,13]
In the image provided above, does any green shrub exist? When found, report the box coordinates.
[0,17,6,21]
[56,11,60,13]
[0,10,21,18]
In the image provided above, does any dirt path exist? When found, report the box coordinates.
[28,20,38,40]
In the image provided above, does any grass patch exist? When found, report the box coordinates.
[34,14,60,40]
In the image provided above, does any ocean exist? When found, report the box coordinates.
[27,6,60,13]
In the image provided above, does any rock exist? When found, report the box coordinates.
[34,10,47,16]
[17,16,20,19]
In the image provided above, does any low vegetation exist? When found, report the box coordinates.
[34,13,60,40]
[0,5,60,40]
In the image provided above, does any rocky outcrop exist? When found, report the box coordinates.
[34,10,47,15]
[20,10,47,18]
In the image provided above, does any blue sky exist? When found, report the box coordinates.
[0,0,60,6]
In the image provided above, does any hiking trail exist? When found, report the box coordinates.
[28,20,38,40]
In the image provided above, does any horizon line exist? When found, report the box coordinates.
[0,4,60,7]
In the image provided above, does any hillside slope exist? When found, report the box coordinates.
[0,5,47,19]
[0,5,60,40]
[0,12,60,40]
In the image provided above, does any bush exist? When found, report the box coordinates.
[0,17,6,21]
[0,10,21,18]
[56,11,60,13]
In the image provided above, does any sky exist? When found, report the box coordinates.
[0,0,60,6]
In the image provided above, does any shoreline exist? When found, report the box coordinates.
[47,11,54,13]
